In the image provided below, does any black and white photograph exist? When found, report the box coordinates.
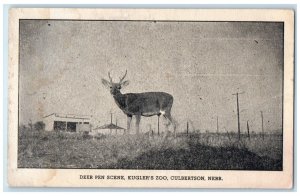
[8,8,294,188]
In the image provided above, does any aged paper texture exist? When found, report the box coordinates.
[8,8,294,188]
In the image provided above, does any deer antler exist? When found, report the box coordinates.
[108,72,113,83]
[119,70,127,83]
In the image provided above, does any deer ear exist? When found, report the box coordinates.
[101,79,111,89]
[121,80,130,87]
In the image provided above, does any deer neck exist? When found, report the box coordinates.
[112,91,126,110]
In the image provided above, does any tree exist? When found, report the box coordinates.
[34,121,45,131]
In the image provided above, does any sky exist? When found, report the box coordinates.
[19,20,283,133]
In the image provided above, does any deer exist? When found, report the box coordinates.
[101,70,177,136]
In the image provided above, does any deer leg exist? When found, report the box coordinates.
[163,115,171,127]
[127,115,132,134]
[157,114,161,136]
[161,115,170,138]
[135,115,141,135]
[163,112,177,137]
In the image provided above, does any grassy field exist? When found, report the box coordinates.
[18,129,282,170]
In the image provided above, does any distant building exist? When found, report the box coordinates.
[92,123,126,135]
[92,113,126,135]
[43,113,92,132]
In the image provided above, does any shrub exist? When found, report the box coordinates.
[34,121,45,131]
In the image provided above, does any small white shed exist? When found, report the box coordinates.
[43,113,92,132]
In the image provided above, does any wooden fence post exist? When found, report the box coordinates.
[187,121,189,135]
[247,120,250,141]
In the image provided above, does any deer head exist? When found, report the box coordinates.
[101,70,130,95]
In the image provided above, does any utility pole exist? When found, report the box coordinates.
[232,91,244,140]
[261,111,264,140]
[110,112,112,135]
[217,116,219,134]
[187,121,189,135]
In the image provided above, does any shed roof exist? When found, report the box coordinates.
[43,113,92,120]
[93,123,125,130]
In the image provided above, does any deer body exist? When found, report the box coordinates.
[102,71,176,135]
[113,92,173,117]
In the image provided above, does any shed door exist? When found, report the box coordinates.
[67,122,76,132]
[54,121,66,131]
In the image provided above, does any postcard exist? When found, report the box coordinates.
[8,8,294,188]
